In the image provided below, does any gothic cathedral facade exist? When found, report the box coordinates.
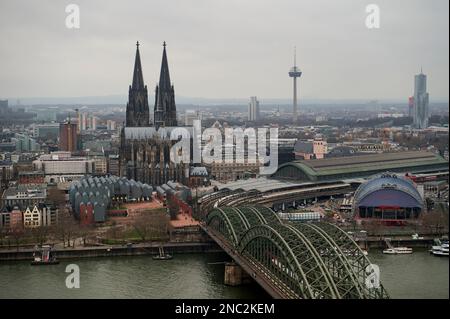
[119,42,188,186]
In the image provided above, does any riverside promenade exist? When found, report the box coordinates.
[0,241,222,261]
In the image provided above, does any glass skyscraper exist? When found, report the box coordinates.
[413,71,429,129]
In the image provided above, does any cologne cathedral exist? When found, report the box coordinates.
[119,42,189,186]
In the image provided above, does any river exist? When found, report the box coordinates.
[0,250,447,299]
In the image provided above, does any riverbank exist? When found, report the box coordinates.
[358,236,436,250]
[0,241,222,261]
[0,235,439,261]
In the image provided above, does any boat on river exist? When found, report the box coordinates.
[152,246,173,260]
[430,240,449,257]
[31,245,59,265]
[383,247,413,254]
[382,238,412,254]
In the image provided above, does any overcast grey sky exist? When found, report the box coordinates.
[0,0,448,101]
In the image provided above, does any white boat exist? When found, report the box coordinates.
[430,241,449,257]
[382,237,412,254]
[382,247,413,254]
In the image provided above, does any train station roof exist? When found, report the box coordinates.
[271,151,448,182]
[215,177,306,192]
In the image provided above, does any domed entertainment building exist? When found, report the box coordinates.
[353,173,424,224]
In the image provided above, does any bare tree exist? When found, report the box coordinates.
[421,210,448,235]
[29,226,50,246]
[56,210,78,248]
[0,227,6,247]
[78,225,93,246]
[132,210,169,242]
[9,227,24,252]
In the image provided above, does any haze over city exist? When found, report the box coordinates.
[0,0,448,101]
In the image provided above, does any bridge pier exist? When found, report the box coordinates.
[224,262,252,286]
[224,262,242,286]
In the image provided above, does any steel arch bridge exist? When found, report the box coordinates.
[203,206,389,299]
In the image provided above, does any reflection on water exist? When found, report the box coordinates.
[0,250,447,299]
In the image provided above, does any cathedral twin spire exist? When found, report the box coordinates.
[125,41,177,128]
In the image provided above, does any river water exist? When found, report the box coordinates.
[0,250,447,299]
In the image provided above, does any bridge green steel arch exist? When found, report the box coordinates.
[232,207,265,227]
[312,222,389,299]
[206,208,241,246]
[204,205,389,299]
[206,206,281,246]
[238,224,315,298]
[238,223,344,299]
[291,223,366,298]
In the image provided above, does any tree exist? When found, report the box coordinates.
[9,227,24,252]
[132,210,169,242]
[78,224,93,246]
[363,220,383,239]
[0,227,6,247]
[56,210,78,248]
[421,210,448,235]
[29,226,50,246]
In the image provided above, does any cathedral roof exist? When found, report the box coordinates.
[131,41,145,90]
[158,41,172,91]
[124,126,193,140]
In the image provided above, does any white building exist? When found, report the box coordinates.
[90,116,97,131]
[33,152,95,175]
[248,96,260,121]
[81,113,88,131]
[23,205,41,228]
[106,120,116,131]
[23,204,56,227]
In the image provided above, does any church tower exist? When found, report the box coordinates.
[125,41,150,127]
[154,42,177,128]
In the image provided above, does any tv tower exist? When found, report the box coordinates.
[288,47,302,123]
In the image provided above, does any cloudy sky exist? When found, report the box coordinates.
[0,0,448,101]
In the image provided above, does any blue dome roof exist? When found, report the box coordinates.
[354,173,423,208]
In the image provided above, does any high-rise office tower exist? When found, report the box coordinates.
[0,100,8,115]
[248,96,260,121]
[91,116,97,131]
[413,69,429,129]
[59,121,78,152]
[76,109,81,134]
[81,113,88,131]
[288,47,302,123]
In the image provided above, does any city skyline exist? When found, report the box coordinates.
[0,0,448,305]
[0,0,448,101]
